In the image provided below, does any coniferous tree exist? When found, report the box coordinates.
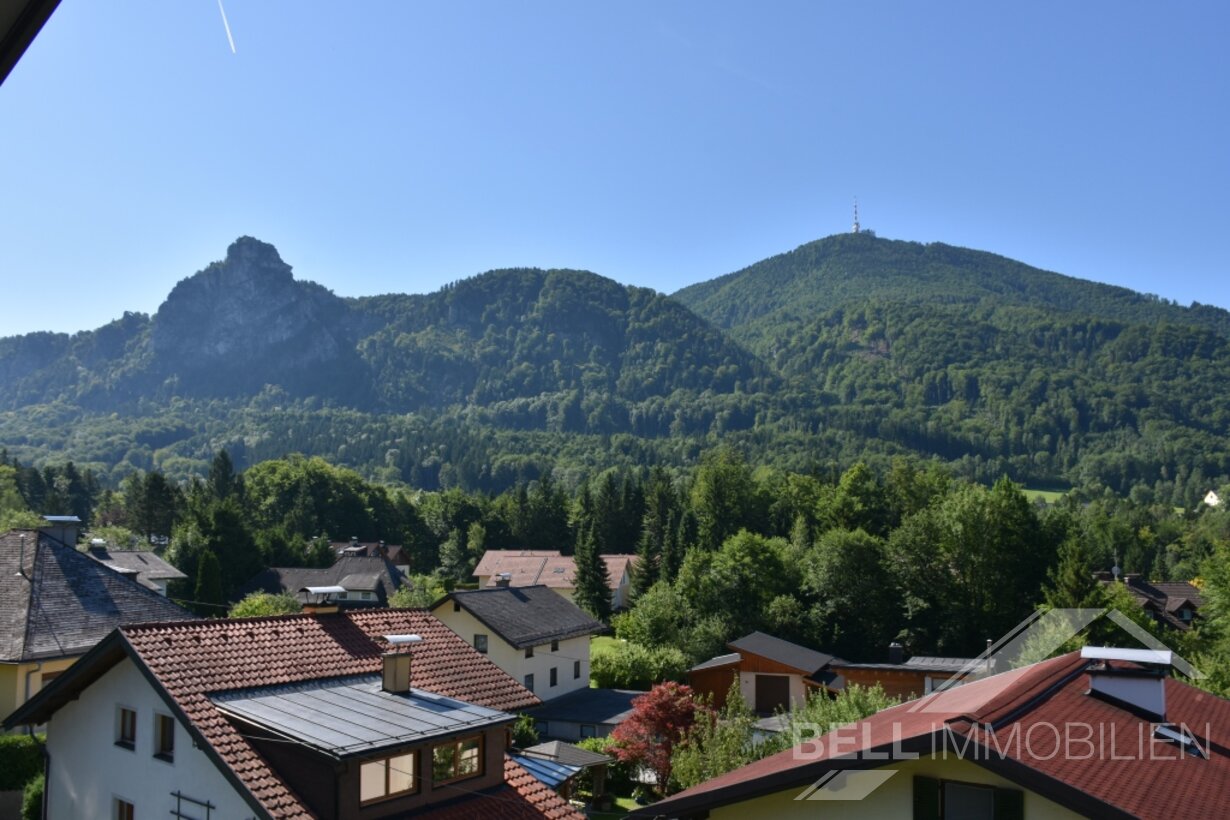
[194,550,225,616]
[573,523,612,621]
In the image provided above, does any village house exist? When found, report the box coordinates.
[331,538,411,575]
[4,607,583,820]
[632,647,1230,820]
[0,526,194,726]
[473,549,636,610]
[240,554,407,607]
[1094,571,1203,631]
[430,583,605,701]
[688,631,845,713]
[84,540,188,596]
[830,641,995,701]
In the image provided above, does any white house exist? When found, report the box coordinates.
[430,584,607,701]
[4,608,582,820]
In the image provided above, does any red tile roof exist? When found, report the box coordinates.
[637,651,1230,819]
[474,549,635,592]
[417,757,584,820]
[119,610,541,819]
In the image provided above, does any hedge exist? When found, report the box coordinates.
[0,734,44,791]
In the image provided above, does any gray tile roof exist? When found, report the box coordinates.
[689,652,741,673]
[0,529,195,662]
[727,631,836,675]
[527,687,640,726]
[85,546,187,592]
[239,556,406,606]
[437,585,606,649]
[211,673,512,758]
[521,740,613,769]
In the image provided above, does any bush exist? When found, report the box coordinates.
[576,736,634,796]
[590,642,687,690]
[0,734,43,790]
[227,592,301,618]
[21,774,43,820]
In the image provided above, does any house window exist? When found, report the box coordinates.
[154,713,175,762]
[524,673,534,692]
[580,724,597,739]
[116,706,136,749]
[474,634,488,654]
[913,776,1023,820]
[360,751,418,804]
[551,640,559,652]
[453,601,461,612]
[432,735,483,784]
[114,798,135,820]
[550,667,558,687]
[574,660,581,679]
[525,646,534,659]
[361,591,373,600]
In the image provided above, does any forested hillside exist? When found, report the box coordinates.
[2,234,1230,501]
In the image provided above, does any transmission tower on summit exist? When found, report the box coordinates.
[852,199,861,234]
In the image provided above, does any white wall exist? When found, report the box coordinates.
[431,605,590,700]
[44,657,257,820]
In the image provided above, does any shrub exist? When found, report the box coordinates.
[0,734,43,791]
[590,642,687,690]
[21,774,43,820]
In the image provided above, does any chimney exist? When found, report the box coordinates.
[382,635,422,693]
[39,515,81,547]
[299,585,345,615]
[1082,646,1171,721]
[495,572,512,588]
[888,641,905,665]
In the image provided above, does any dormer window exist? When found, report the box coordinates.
[360,751,418,804]
[432,735,483,785]
[1180,608,1193,622]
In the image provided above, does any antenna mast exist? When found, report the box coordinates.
[852,198,861,234]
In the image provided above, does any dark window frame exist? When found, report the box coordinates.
[474,634,488,654]
[116,706,136,750]
[154,712,175,762]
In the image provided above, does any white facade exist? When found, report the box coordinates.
[43,658,256,820]
[432,605,591,701]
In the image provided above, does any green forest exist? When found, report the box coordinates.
[3,235,1230,503]
[6,446,1230,692]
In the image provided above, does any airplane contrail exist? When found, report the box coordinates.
[217,0,237,54]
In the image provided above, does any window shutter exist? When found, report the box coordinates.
[994,787,1024,820]
[913,776,941,820]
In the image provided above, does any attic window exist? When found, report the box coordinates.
[432,735,483,785]
[360,751,418,804]
[1154,724,1206,758]
[154,713,175,762]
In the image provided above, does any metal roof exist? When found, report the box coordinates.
[211,674,513,758]
[509,753,581,789]
[689,652,741,673]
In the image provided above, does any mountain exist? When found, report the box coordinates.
[3,233,1230,504]
[673,232,1230,347]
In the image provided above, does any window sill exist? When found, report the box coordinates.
[114,740,135,751]
[153,752,175,764]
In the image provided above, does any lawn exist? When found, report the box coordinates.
[1023,487,1066,504]
[586,795,640,819]
[590,636,623,656]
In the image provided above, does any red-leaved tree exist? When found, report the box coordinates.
[611,681,708,793]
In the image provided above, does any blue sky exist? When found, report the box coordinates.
[1,1,1227,337]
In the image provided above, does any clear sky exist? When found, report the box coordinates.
[1,1,1227,337]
